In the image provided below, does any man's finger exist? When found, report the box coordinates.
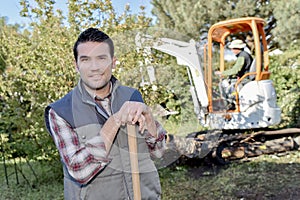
[138,115,146,133]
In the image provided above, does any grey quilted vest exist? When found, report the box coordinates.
[45,77,161,200]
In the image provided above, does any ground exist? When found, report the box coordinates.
[159,150,300,200]
[1,150,300,200]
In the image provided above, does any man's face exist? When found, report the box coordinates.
[231,48,241,55]
[75,41,116,94]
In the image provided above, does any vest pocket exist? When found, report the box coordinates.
[75,124,102,144]
[81,173,127,200]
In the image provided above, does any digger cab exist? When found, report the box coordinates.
[203,17,281,129]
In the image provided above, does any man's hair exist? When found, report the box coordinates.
[73,28,114,62]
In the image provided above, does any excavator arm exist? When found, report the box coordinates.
[135,33,209,125]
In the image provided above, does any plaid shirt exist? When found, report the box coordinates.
[48,108,166,184]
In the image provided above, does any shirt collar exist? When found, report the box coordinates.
[94,81,113,101]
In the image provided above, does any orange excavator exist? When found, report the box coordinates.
[136,17,299,163]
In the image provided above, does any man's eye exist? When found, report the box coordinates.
[99,57,107,60]
[81,58,89,62]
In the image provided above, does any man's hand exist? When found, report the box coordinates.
[215,70,222,76]
[114,101,157,137]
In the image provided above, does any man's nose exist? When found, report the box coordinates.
[91,60,100,69]
[91,60,110,72]
[90,60,104,72]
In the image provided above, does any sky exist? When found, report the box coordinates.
[0,0,153,25]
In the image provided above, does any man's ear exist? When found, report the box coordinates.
[75,61,80,73]
[112,57,117,69]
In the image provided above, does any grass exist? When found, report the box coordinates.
[159,151,300,200]
[1,151,300,200]
[160,113,206,137]
[0,159,64,200]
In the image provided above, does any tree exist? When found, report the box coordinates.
[151,0,272,40]
[151,0,300,50]
[270,0,300,50]
[0,17,21,73]
[270,50,300,127]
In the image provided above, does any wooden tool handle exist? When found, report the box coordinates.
[127,124,141,200]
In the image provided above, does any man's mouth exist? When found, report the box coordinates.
[89,74,103,78]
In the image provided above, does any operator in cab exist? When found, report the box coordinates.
[216,39,253,109]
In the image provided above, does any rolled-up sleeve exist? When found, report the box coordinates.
[145,121,167,158]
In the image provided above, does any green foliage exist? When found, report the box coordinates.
[154,62,195,125]
[0,17,21,73]
[270,0,300,50]
[270,50,300,127]
[0,14,75,161]
[113,26,199,133]
[151,0,300,51]
[67,0,152,34]
[151,0,272,40]
[0,160,63,200]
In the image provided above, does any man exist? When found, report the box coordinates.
[216,39,253,109]
[44,28,166,200]
[219,39,253,79]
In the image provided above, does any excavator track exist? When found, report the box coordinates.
[165,128,300,165]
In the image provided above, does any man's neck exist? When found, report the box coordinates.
[94,81,112,99]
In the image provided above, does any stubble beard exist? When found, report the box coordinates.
[83,77,111,93]
[94,80,110,91]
